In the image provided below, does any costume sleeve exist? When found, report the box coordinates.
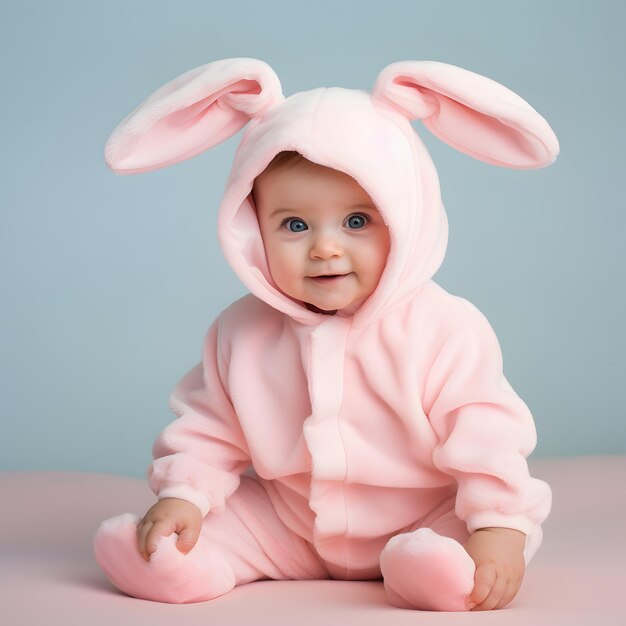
[146,316,250,517]
[424,301,552,535]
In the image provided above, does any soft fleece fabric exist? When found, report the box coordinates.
[94,58,559,609]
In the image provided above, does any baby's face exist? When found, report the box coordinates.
[253,163,391,313]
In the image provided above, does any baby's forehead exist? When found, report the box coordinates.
[254,165,377,212]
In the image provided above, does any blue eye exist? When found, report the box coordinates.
[347,214,368,229]
[283,218,307,232]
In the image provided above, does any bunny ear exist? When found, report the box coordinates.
[104,57,284,175]
[371,60,559,169]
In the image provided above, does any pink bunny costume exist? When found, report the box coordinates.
[93,58,559,609]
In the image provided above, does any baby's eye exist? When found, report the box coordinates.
[346,213,370,229]
[282,218,307,232]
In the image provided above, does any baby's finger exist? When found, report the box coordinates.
[473,572,506,611]
[144,522,174,559]
[495,578,520,610]
[176,526,201,555]
[469,562,497,607]
[136,520,153,561]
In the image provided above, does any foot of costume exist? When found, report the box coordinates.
[93,513,235,604]
[379,527,476,611]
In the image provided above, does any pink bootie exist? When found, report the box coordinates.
[93,512,235,603]
[379,527,476,611]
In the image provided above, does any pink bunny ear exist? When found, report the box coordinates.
[104,57,284,175]
[371,60,559,169]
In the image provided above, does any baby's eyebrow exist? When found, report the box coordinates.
[270,208,296,218]
[270,204,375,218]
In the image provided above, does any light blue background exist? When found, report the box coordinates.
[1,0,624,479]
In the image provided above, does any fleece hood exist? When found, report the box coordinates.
[104,58,559,329]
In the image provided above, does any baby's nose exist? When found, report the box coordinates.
[310,233,343,258]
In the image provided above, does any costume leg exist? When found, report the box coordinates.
[379,496,543,611]
[93,475,329,603]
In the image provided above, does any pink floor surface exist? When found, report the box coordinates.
[2,456,625,625]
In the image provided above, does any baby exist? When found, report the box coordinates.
[94,57,558,612]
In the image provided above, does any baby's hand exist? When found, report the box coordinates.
[136,498,203,562]
[463,527,526,611]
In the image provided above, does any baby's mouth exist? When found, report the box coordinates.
[308,273,351,283]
